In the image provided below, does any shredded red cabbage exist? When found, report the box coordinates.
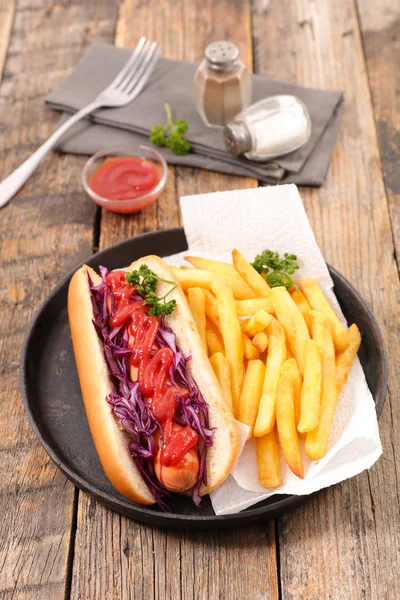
[88,266,214,510]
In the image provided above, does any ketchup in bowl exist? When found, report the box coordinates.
[90,157,161,201]
[82,145,167,214]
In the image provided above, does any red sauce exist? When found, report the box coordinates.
[106,271,198,469]
[161,419,198,467]
[90,156,161,201]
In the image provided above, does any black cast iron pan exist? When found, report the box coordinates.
[20,228,388,530]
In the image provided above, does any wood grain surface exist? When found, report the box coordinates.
[0,1,118,599]
[0,0,15,79]
[0,0,398,598]
[252,0,400,598]
[357,0,400,260]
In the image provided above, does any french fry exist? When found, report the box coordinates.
[290,288,311,315]
[239,318,250,332]
[252,331,269,353]
[290,288,311,329]
[243,332,261,360]
[275,366,304,478]
[210,352,233,412]
[305,311,337,460]
[244,310,271,337]
[238,359,265,437]
[172,267,255,300]
[212,280,244,417]
[184,256,241,279]
[269,286,310,374]
[203,289,220,329]
[281,358,302,430]
[336,324,361,397]
[253,316,287,436]
[232,248,271,297]
[300,279,349,353]
[206,322,224,356]
[256,428,282,488]
[298,339,322,433]
[235,298,274,317]
[286,341,294,360]
[187,287,207,350]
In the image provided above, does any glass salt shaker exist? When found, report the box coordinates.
[193,41,252,127]
[224,95,312,161]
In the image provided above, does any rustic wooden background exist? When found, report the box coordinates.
[0,0,399,598]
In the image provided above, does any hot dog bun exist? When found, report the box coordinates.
[68,255,240,505]
[68,264,155,504]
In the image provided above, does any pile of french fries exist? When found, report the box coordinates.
[175,250,361,488]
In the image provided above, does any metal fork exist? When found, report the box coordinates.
[0,37,160,208]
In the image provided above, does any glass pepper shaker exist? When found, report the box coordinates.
[224,95,312,161]
[193,41,252,127]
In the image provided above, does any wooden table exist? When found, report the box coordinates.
[1,0,399,598]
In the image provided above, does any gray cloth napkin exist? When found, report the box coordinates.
[46,43,343,186]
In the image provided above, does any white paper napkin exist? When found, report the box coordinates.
[164,184,382,515]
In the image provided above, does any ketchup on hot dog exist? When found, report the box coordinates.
[106,271,199,491]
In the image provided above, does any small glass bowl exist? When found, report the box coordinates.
[81,144,167,214]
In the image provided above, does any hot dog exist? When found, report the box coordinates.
[68,255,240,509]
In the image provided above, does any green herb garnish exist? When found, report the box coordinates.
[251,250,299,290]
[125,264,177,316]
[150,104,190,155]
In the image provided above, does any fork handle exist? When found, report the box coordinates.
[0,100,101,208]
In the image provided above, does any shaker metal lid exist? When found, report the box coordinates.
[224,121,252,156]
[205,41,240,71]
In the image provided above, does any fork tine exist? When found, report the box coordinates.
[124,47,160,101]
[121,41,159,95]
[108,36,147,90]
[115,38,153,91]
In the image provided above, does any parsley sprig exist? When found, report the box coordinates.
[125,264,177,316]
[149,104,191,155]
[251,250,299,290]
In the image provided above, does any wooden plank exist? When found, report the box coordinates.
[179,525,279,600]
[71,1,279,599]
[0,0,15,80]
[251,0,400,597]
[356,0,400,263]
[0,1,119,598]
